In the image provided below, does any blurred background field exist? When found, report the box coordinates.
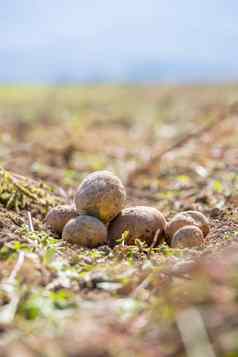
[1,84,238,213]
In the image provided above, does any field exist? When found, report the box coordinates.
[0,85,238,356]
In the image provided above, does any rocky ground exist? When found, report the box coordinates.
[0,85,237,356]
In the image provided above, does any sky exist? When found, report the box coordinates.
[1,1,238,83]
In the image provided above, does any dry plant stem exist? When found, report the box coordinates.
[148,228,161,256]
[27,211,34,232]
[131,273,152,298]
[3,169,45,205]
[0,251,25,324]
[176,307,216,357]
[8,251,25,283]
[127,107,229,185]
[13,179,38,201]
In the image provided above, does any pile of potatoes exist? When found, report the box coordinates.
[46,171,209,249]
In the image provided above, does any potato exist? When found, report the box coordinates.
[166,210,209,242]
[62,215,107,248]
[171,225,204,248]
[165,213,196,242]
[108,206,167,246]
[75,171,126,223]
[181,210,209,236]
[46,205,78,234]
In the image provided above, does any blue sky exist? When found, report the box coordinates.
[1,1,238,83]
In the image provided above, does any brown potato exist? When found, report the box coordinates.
[46,205,78,234]
[166,211,209,242]
[108,206,167,246]
[62,215,107,248]
[171,225,204,249]
[181,210,209,236]
[75,171,126,223]
[165,213,196,242]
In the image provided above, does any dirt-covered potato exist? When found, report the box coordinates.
[75,171,126,223]
[166,210,209,242]
[165,213,196,241]
[46,205,78,234]
[171,225,204,248]
[181,210,209,236]
[108,206,167,246]
[62,215,107,248]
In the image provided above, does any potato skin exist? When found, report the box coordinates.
[62,215,107,248]
[46,205,78,234]
[181,211,209,236]
[108,206,167,246]
[171,225,204,249]
[166,210,209,242]
[75,171,126,223]
[165,213,196,242]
